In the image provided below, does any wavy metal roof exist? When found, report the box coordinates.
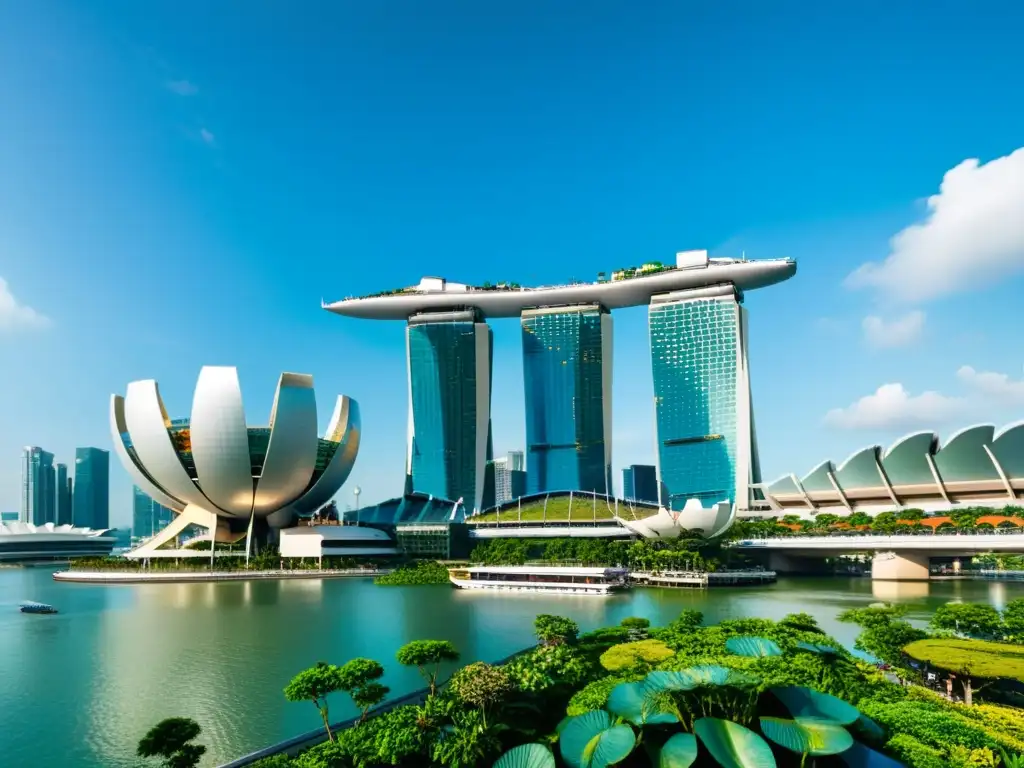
[758,421,1024,513]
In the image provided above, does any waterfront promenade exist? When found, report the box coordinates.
[52,567,391,584]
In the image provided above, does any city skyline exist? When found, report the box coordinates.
[2,3,1024,527]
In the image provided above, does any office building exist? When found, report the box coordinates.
[56,463,73,526]
[522,305,612,495]
[649,284,758,510]
[622,464,658,505]
[21,447,56,526]
[406,311,494,513]
[131,486,174,541]
[492,452,528,505]
[73,447,110,530]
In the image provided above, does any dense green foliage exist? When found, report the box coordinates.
[730,505,1024,537]
[839,603,929,669]
[468,537,729,571]
[930,604,1006,640]
[374,561,450,586]
[904,638,1024,680]
[136,717,206,768]
[218,604,1024,768]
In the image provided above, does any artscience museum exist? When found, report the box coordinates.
[110,366,361,558]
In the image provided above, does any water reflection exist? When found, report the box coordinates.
[872,580,930,601]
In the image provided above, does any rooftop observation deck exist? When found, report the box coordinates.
[322,250,797,321]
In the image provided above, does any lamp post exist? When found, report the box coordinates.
[353,486,362,525]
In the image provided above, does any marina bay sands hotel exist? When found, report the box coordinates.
[324,250,796,515]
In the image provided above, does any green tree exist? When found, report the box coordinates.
[534,614,579,646]
[136,717,206,768]
[1003,599,1024,640]
[930,603,1004,640]
[839,603,926,669]
[780,612,823,634]
[448,662,513,726]
[870,511,900,533]
[620,616,650,639]
[284,661,347,742]
[336,658,389,723]
[669,609,704,632]
[848,511,873,527]
[396,640,460,696]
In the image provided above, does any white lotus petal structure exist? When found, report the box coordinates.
[110,366,360,558]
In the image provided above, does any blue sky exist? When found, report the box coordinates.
[2,1,1024,527]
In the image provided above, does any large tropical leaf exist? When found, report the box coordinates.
[693,717,776,768]
[770,686,860,726]
[796,641,842,656]
[645,670,699,693]
[725,636,783,658]
[493,743,557,768]
[658,732,698,768]
[839,741,907,768]
[559,710,637,768]
[607,681,678,726]
[759,717,854,756]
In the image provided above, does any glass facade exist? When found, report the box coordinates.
[131,486,174,541]
[73,447,110,530]
[407,313,493,513]
[522,306,611,495]
[622,464,659,505]
[21,447,55,526]
[649,292,746,509]
[56,463,73,526]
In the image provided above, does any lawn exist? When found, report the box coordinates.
[903,638,1024,680]
[472,494,659,523]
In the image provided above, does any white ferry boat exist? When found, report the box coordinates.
[448,565,630,595]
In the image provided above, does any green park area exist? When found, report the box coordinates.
[471,494,660,524]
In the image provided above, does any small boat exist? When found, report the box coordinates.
[20,601,58,615]
[448,565,630,595]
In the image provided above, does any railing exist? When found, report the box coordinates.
[217,645,536,767]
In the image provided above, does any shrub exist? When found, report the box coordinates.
[566,676,629,716]
[599,639,674,672]
[859,699,997,750]
[503,645,589,692]
[374,561,450,586]
[885,734,946,768]
[448,662,514,717]
[534,614,579,646]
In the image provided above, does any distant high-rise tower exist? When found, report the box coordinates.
[132,486,174,541]
[491,451,528,506]
[55,463,73,525]
[73,447,110,529]
[21,447,56,525]
[648,285,758,510]
[406,311,494,514]
[522,305,612,495]
[622,464,659,505]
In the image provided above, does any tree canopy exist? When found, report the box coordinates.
[136,717,206,768]
[903,638,1024,681]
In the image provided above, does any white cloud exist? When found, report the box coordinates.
[957,365,1024,404]
[823,383,968,431]
[862,310,925,348]
[199,127,215,145]
[846,146,1024,303]
[167,79,198,96]
[0,277,50,332]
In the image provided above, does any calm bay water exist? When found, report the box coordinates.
[2,569,1023,768]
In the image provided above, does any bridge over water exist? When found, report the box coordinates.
[733,533,1024,580]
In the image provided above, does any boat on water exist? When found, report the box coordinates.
[20,601,58,615]
[447,565,630,595]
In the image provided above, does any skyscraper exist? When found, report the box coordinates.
[649,285,758,510]
[56,463,73,525]
[622,464,659,505]
[73,447,110,529]
[21,447,56,525]
[406,311,494,513]
[492,451,528,505]
[522,305,612,495]
[132,486,174,541]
